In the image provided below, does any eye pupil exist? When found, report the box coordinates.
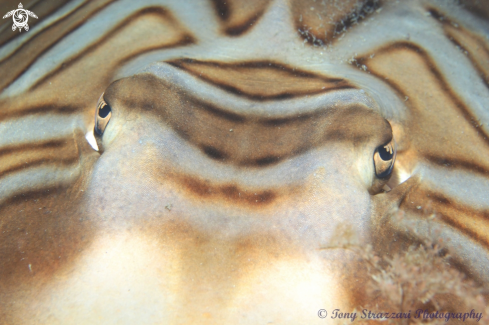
[378,145,393,161]
[98,104,111,118]
[373,139,396,180]
[94,94,112,136]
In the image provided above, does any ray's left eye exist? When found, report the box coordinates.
[95,93,112,135]
[373,139,396,178]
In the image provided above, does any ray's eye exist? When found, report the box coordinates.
[95,93,112,135]
[373,139,396,178]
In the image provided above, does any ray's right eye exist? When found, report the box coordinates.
[95,93,112,135]
[373,139,396,179]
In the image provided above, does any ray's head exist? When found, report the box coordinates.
[89,60,397,244]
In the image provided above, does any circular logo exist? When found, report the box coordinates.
[13,9,28,27]
[318,309,328,318]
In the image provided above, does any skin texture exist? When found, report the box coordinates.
[0,0,488,323]
[62,67,392,324]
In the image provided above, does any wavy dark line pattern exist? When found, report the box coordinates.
[168,59,354,101]
[0,139,67,157]
[0,104,79,122]
[0,0,117,91]
[358,41,489,145]
[427,7,489,91]
[357,39,489,260]
[30,7,196,91]
[0,157,80,180]
[400,187,489,249]
[0,137,81,179]
[424,154,489,176]
[104,72,387,167]
[0,0,489,322]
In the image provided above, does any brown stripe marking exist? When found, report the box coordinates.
[105,73,392,168]
[424,154,489,177]
[168,59,354,101]
[0,139,66,158]
[181,175,277,207]
[210,0,271,36]
[30,7,196,91]
[0,138,80,180]
[400,186,489,249]
[0,130,97,300]
[0,104,78,123]
[0,156,80,180]
[0,6,196,125]
[427,8,489,91]
[356,42,489,179]
[137,146,302,210]
[292,0,381,46]
[0,0,117,92]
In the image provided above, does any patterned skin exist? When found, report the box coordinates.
[0,0,488,323]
